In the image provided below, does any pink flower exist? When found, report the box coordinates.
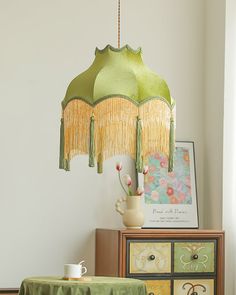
[151,191,159,201]
[185,176,191,187]
[148,175,155,183]
[154,153,161,160]
[149,165,156,172]
[145,185,151,193]
[160,158,168,168]
[116,165,134,196]
[178,192,186,202]
[143,165,149,175]
[170,195,179,204]
[136,186,144,196]
[167,187,174,196]
[116,162,122,171]
[123,174,132,186]
[183,153,190,162]
[168,171,176,178]
[159,178,167,187]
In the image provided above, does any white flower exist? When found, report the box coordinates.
[123,174,132,186]
[137,186,144,196]
[143,165,149,175]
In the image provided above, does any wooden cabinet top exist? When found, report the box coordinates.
[96,228,224,237]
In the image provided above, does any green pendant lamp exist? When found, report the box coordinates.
[59,1,175,173]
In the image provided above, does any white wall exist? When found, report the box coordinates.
[204,0,225,229]
[223,0,236,293]
[0,0,205,287]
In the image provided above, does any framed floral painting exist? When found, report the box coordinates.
[138,141,198,228]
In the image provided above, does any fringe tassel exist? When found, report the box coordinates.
[139,99,171,158]
[59,118,65,169]
[63,97,174,174]
[94,97,137,161]
[97,153,103,174]
[136,116,143,173]
[168,114,175,172]
[89,115,95,167]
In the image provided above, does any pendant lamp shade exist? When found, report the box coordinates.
[59,45,175,173]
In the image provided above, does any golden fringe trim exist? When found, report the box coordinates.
[139,100,172,160]
[63,100,91,160]
[62,97,174,168]
[94,98,138,160]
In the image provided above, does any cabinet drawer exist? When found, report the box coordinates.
[173,279,214,295]
[145,280,171,295]
[174,241,215,273]
[128,241,171,275]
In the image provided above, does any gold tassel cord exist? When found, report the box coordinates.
[118,0,121,48]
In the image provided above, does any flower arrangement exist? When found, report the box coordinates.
[116,162,148,196]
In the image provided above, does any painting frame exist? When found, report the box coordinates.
[138,141,199,229]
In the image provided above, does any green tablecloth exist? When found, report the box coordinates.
[19,276,147,295]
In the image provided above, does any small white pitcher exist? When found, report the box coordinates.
[115,195,145,229]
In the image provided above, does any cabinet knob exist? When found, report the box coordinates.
[149,255,156,261]
[148,293,155,295]
[192,254,199,260]
[191,292,198,295]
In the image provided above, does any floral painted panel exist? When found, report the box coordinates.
[174,242,215,273]
[144,147,192,205]
[129,242,171,274]
[145,280,171,295]
[173,279,214,295]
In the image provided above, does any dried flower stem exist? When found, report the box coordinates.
[118,171,129,196]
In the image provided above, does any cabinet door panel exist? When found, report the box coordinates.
[145,280,171,295]
[129,242,171,274]
[173,279,214,295]
[174,241,215,273]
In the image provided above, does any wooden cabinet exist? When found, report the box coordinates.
[95,229,224,295]
[0,290,19,295]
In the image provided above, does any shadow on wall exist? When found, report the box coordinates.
[78,230,96,275]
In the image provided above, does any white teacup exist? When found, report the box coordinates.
[64,261,87,278]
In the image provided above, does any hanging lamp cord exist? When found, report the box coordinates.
[118,0,121,48]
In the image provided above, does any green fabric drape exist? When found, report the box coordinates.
[19,276,147,295]
[136,116,143,173]
[168,115,175,172]
[89,115,95,167]
[59,118,65,169]
[97,154,103,174]
[62,45,173,109]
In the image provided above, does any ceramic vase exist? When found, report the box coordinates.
[115,195,145,229]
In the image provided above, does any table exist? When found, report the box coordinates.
[19,276,147,295]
